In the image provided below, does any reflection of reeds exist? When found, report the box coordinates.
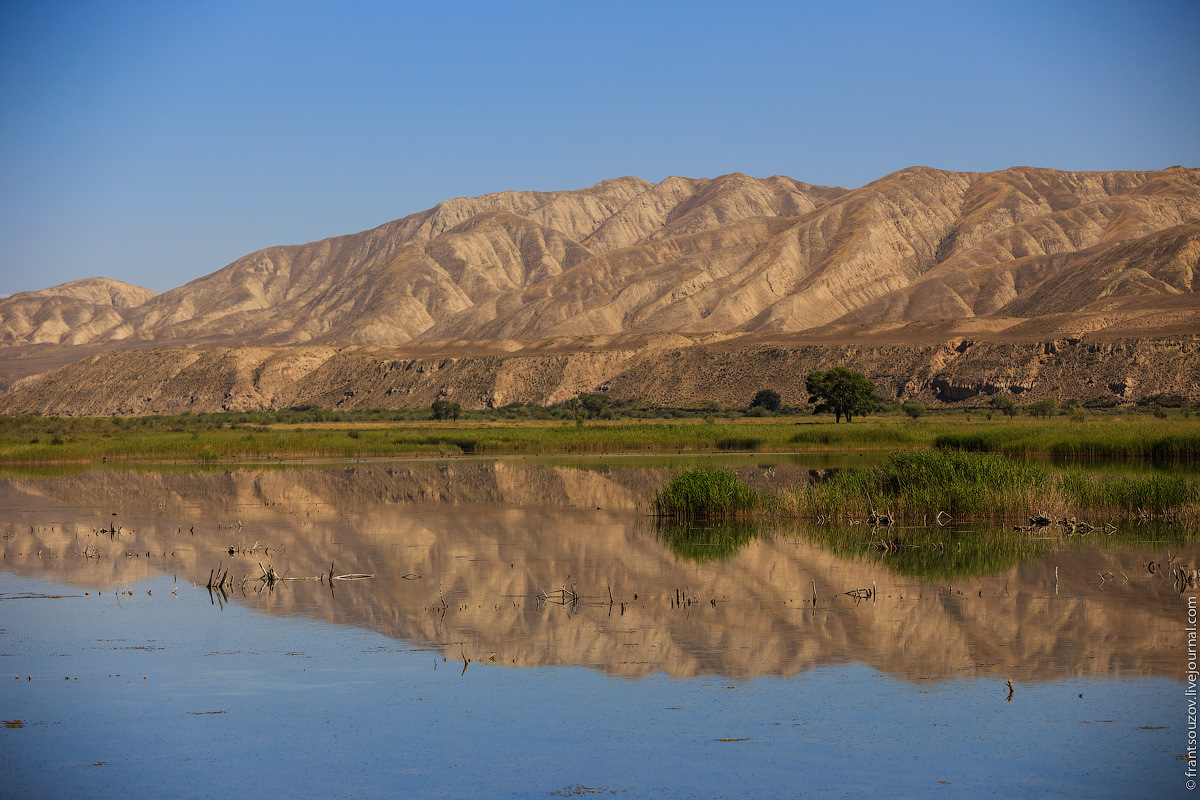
[654,519,760,563]
[809,524,1049,581]
[801,518,1200,581]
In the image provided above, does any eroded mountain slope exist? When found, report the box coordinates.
[3,167,1195,354]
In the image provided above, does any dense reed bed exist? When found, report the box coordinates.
[656,451,1200,524]
[652,468,762,519]
[933,418,1200,461]
[786,450,1048,521]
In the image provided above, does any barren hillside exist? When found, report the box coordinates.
[1,166,1196,412]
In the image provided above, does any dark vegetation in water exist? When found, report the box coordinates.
[652,468,762,520]
[657,513,1196,581]
[791,450,1043,519]
[826,525,1045,581]
[649,449,1200,579]
[810,521,1199,581]
[654,520,761,563]
[788,450,1200,522]
[657,452,1200,525]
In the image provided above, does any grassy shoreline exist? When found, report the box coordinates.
[655,450,1200,525]
[1,413,1198,464]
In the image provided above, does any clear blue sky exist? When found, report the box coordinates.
[2,0,1197,295]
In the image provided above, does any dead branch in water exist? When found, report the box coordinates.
[256,561,368,585]
[537,575,578,608]
[207,562,233,591]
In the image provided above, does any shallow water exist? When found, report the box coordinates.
[1,457,1196,798]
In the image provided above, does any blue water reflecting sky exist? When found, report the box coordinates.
[1,571,1182,799]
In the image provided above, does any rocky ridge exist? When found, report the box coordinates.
[1,332,1196,415]
[1,166,1196,412]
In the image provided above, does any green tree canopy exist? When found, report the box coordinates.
[988,396,1016,418]
[1026,399,1056,419]
[749,388,782,412]
[805,368,876,423]
[901,401,926,419]
[577,393,611,420]
[431,399,461,421]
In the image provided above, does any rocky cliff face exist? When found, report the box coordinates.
[2,166,1196,412]
[1,332,1196,415]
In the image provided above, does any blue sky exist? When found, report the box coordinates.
[1,0,1197,294]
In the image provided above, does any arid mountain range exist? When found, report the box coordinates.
[2,166,1198,413]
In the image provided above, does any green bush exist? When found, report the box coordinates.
[653,468,760,519]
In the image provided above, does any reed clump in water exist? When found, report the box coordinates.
[784,450,1047,521]
[652,468,762,520]
[1055,471,1200,517]
[651,452,1199,524]
[782,449,1200,522]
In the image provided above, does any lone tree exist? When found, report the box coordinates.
[431,399,461,421]
[901,401,926,420]
[805,368,876,423]
[749,388,782,413]
[577,392,611,420]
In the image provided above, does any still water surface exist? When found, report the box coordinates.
[1,454,1195,798]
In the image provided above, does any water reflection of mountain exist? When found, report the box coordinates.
[2,463,1195,682]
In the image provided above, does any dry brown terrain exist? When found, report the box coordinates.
[1,332,1198,414]
[1,166,1196,412]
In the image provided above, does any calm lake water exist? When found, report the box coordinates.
[1,454,1196,799]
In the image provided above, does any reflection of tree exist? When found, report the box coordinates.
[655,519,761,563]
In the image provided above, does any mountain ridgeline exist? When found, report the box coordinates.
[1,166,1197,413]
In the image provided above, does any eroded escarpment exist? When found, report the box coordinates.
[0,332,1196,415]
